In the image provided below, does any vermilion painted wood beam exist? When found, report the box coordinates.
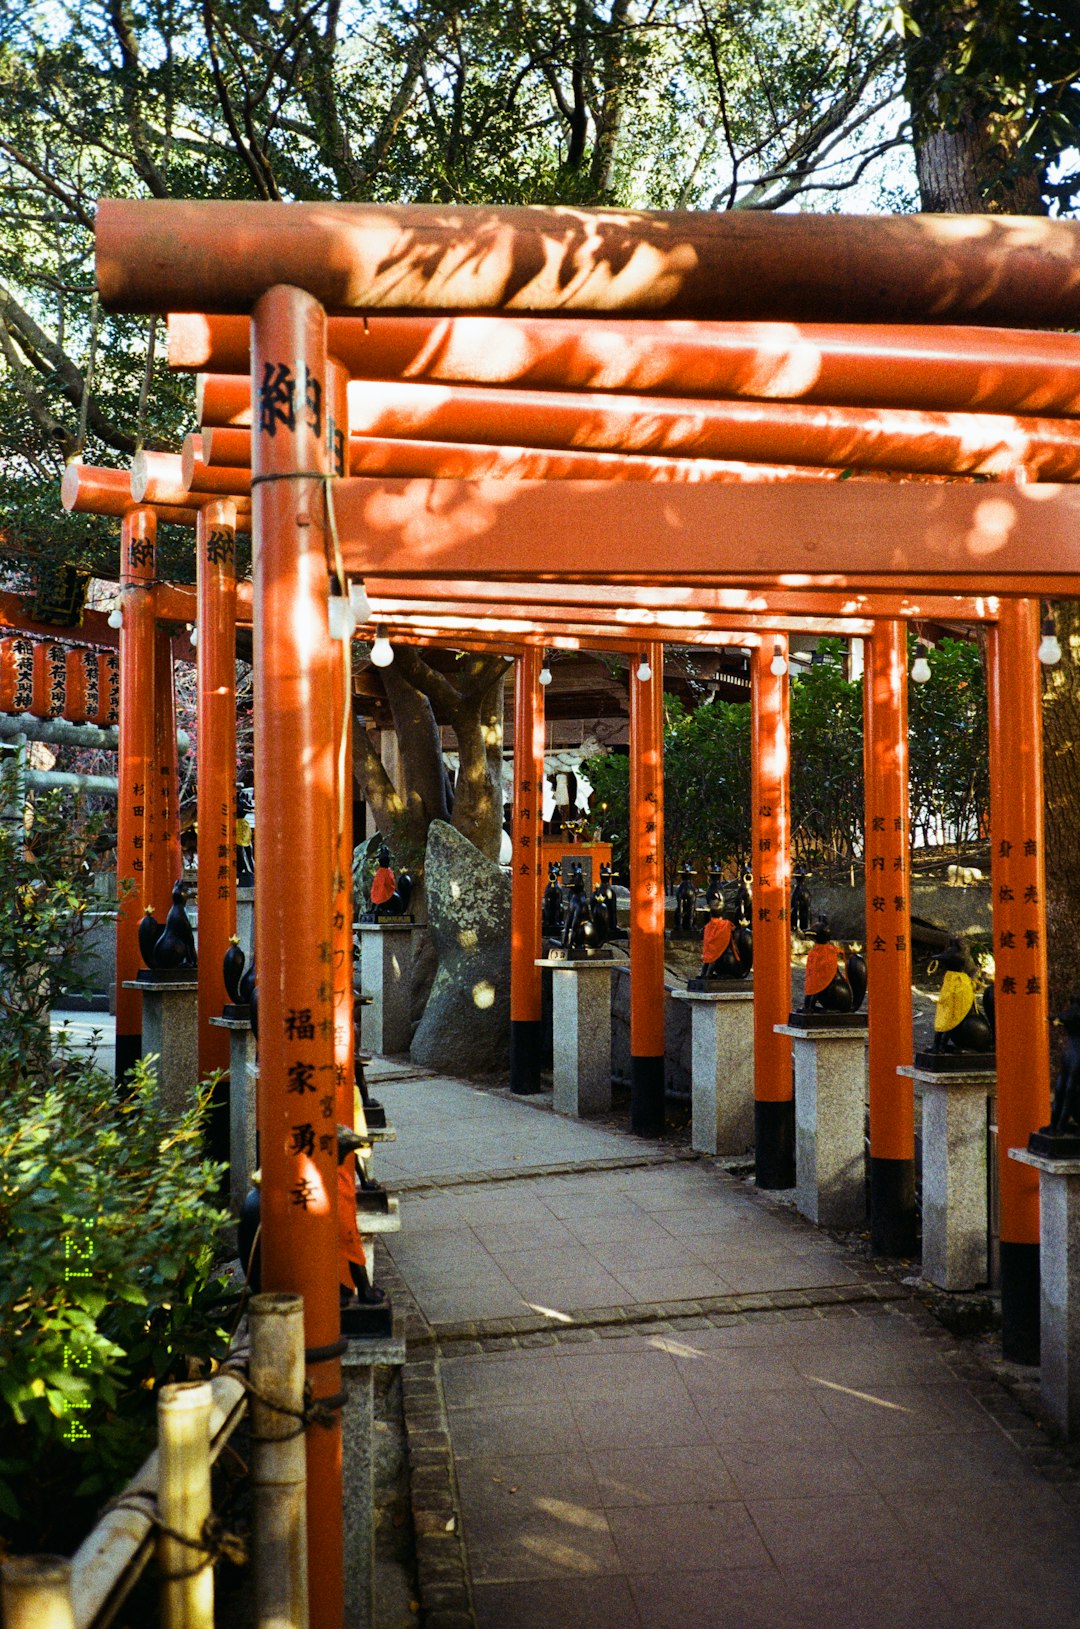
[61,462,199,526]
[366,605,871,642]
[196,375,1080,482]
[363,581,996,624]
[0,590,119,650]
[169,312,1080,419]
[330,476,1080,593]
[97,200,1080,327]
[131,451,253,520]
[192,423,871,489]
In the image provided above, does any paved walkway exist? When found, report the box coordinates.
[371,1066,1080,1629]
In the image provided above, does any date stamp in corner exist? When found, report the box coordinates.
[62,1220,95,1443]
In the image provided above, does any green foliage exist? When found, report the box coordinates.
[789,640,864,868]
[588,694,752,887]
[0,766,112,1070]
[900,0,1080,212]
[587,635,989,883]
[0,0,905,581]
[0,1052,232,1554]
[587,749,630,878]
[663,696,752,884]
[908,632,988,852]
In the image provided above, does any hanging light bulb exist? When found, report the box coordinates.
[1038,614,1062,666]
[187,621,199,649]
[107,599,123,630]
[370,625,394,668]
[538,652,552,686]
[911,639,931,684]
[769,643,787,678]
[636,653,652,682]
[328,595,357,642]
[349,578,372,622]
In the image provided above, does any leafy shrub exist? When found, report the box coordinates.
[0,1050,232,1556]
[0,767,111,1071]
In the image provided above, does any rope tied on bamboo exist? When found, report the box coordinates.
[101,1496,248,1578]
[217,1360,346,1438]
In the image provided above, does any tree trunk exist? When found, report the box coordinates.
[446,666,507,860]
[906,0,1047,216]
[905,0,1075,1018]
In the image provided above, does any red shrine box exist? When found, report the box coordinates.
[540,839,613,891]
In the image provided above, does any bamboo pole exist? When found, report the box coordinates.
[157,1381,215,1629]
[249,1292,309,1629]
[69,1367,246,1629]
[1,1556,76,1629]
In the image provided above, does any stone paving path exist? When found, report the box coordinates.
[373,1068,1080,1629]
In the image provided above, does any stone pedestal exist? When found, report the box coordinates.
[537,958,617,1116]
[672,987,755,1156]
[235,886,254,960]
[1009,1148,1080,1438]
[902,1064,992,1291]
[776,1022,868,1228]
[356,923,416,1056]
[210,1014,258,1214]
[342,1331,406,1629]
[122,979,198,1118]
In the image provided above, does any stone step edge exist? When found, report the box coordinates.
[411,1279,904,1350]
[393,1148,702,1193]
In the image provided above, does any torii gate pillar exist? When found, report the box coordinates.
[864,621,916,1254]
[510,647,545,1093]
[989,596,1051,1364]
[251,283,345,1629]
[752,639,794,1187]
[630,643,665,1134]
[115,507,158,1083]
[196,500,238,1100]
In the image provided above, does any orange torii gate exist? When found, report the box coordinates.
[93,197,1080,1629]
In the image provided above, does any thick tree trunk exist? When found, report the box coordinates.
[906,0,1075,1018]
[449,674,507,859]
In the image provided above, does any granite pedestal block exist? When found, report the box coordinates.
[777,1022,868,1228]
[537,958,617,1116]
[210,1014,258,1214]
[356,923,416,1055]
[672,986,755,1156]
[235,886,254,960]
[902,1064,992,1291]
[342,1331,406,1629]
[1010,1149,1080,1438]
[122,979,198,1119]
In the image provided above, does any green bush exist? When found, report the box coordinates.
[0,768,110,1072]
[0,1050,232,1556]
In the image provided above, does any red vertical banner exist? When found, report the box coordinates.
[196,499,238,1087]
[751,637,794,1188]
[114,508,158,1082]
[65,649,89,724]
[630,641,665,1135]
[0,638,33,713]
[251,284,343,1629]
[510,645,546,1094]
[863,621,916,1254]
[988,596,1050,1364]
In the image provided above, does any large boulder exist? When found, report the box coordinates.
[410,821,511,1076]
